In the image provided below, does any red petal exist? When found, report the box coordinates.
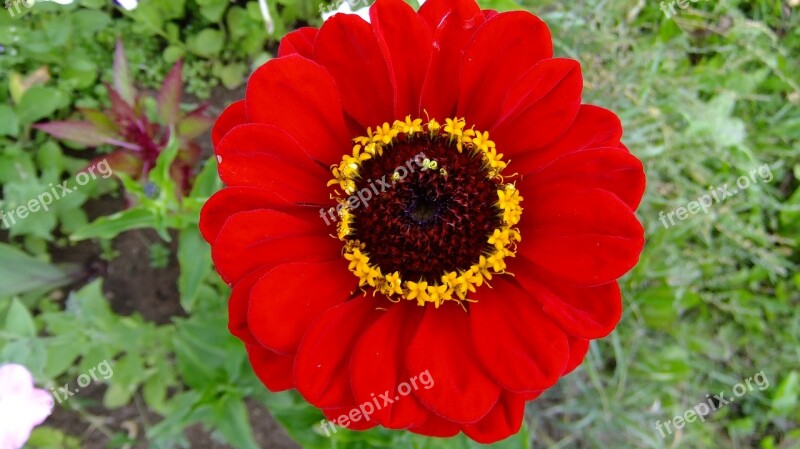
[517,187,644,286]
[408,413,460,438]
[512,104,623,174]
[461,393,526,444]
[199,186,301,245]
[522,147,646,209]
[211,209,340,284]
[248,260,356,355]
[157,60,183,125]
[490,58,583,155]
[349,302,428,429]
[294,297,383,408]
[406,301,501,423]
[314,14,394,128]
[509,258,623,339]
[563,336,589,375]
[228,267,270,345]
[321,407,379,431]
[471,278,569,393]
[216,123,331,203]
[246,344,294,391]
[212,100,247,147]
[418,0,485,121]
[457,11,552,130]
[277,27,319,58]
[246,55,351,166]
[370,0,432,118]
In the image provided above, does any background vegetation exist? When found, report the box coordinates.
[0,0,797,448]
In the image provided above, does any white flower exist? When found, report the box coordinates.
[115,0,138,10]
[258,0,275,34]
[0,364,54,449]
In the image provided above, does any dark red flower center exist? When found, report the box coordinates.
[328,117,523,306]
[351,135,502,282]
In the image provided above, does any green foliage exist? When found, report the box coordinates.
[0,0,798,448]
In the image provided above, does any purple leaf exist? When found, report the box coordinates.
[88,150,143,178]
[113,40,136,105]
[177,105,214,140]
[79,108,119,134]
[157,60,183,125]
[34,121,119,147]
[105,83,137,124]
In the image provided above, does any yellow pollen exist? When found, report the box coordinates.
[329,117,522,307]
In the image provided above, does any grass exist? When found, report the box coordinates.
[520,0,800,447]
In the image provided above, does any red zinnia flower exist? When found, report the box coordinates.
[200,0,645,443]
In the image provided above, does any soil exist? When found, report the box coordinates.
[31,85,301,449]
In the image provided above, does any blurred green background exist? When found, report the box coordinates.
[0,0,798,448]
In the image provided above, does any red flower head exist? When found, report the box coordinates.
[201,0,645,443]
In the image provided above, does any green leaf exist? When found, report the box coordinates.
[16,86,65,125]
[70,207,156,241]
[216,63,247,89]
[104,382,134,409]
[475,0,522,11]
[0,105,20,137]
[772,371,799,417]
[27,426,82,449]
[177,227,212,312]
[189,157,222,199]
[213,395,261,449]
[163,46,185,64]
[197,0,229,22]
[43,337,85,378]
[5,298,36,338]
[71,9,112,36]
[187,28,226,58]
[0,243,77,297]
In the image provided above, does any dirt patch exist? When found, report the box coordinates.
[47,386,299,449]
